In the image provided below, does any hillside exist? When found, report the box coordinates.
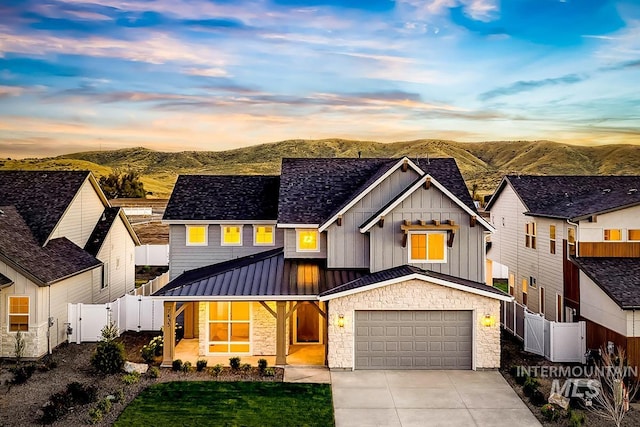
[1,139,638,198]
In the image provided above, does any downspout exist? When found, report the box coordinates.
[47,284,52,355]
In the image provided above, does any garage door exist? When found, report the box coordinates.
[354,310,472,370]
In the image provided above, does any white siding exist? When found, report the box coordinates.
[627,311,640,338]
[579,205,640,242]
[580,271,627,336]
[49,180,105,247]
[95,217,136,303]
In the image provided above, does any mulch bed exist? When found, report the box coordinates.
[0,332,282,426]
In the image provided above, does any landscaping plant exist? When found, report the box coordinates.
[122,371,141,385]
[541,403,560,421]
[258,358,268,374]
[211,364,223,378]
[196,359,208,372]
[148,366,160,379]
[171,359,183,372]
[182,361,192,373]
[140,335,163,364]
[229,356,241,371]
[90,322,125,375]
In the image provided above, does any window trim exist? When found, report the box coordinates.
[8,296,29,332]
[102,262,109,289]
[522,278,528,306]
[221,225,243,246]
[629,229,640,241]
[206,302,252,355]
[604,229,622,241]
[407,231,447,264]
[525,222,537,249]
[539,286,545,315]
[253,225,275,246]
[549,224,556,254]
[186,225,208,246]
[296,229,320,252]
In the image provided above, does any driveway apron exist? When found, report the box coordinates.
[331,370,541,427]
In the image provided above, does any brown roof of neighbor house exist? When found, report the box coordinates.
[0,170,91,244]
[0,206,102,285]
[486,175,640,220]
[573,257,640,309]
[154,248,367,299]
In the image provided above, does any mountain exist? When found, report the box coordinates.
[1,139,638,198]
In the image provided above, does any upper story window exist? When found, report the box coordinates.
[549,225,556,254]
[222,226,243,246]
[522,278,528,306]
[408,232,446,263]
[629,230,640,241]
[604,229,622,241]
[297,229,319,252]
[567,228,576,256]
[9,296,29,332]
[186,225,208,246]
[525,222,536,249]
[254,225,274,246]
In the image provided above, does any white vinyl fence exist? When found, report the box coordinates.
[67,294,164,343]
[135,244,169,266]
[132,271,170,296]
[501,300,586,363]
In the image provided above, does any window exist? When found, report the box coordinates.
[629,230,640,241]
[297,230,319,252]
[529,276,537,289]
[186,225,208,246]
[539,287,545,315]
[208,302,250,353]
[508,273,515,296]
[549,225,556,254]
[254,225,274,246]
[525,222,536,249]
[102,263,109,289]
[522,279,528,306]
[556,294,563,322]
[9,296,29,332]
[409,232,446,263]
[567,228,576,256]
[604,229,622,241]
[222,226,242,246]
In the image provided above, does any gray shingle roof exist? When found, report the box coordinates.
[0,272,12,287]
[319,264,509,299]
[154,248,367,298]
[573,257,640,309]
[85,207,121,256]
[487,175,640,219]
[278,157,475,225]
[163,175,280,221]
[0,171,90,244]
[0,206,102,285]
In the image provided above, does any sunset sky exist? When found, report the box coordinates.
[1,0,639,158]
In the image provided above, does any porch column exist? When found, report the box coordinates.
[324,301,329,366]
[161,301,176,367]
[276,301,287,365]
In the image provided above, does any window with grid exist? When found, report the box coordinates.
[604,229,622,241]
[525,222,536,249]
[9,296,29,332]
[186,225,207,246]
[208,302,250,354]
[254,225,274,245]
[409,232,446,263]
[567,228,576,256]
[297,230,319,251]
[549,225,556,254]
[629,230,640,241]
[222,226,242,245]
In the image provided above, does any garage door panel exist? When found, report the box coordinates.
[354,310,472,370]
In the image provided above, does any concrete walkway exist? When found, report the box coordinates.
[283,366,331,383]
[330,370,542,427]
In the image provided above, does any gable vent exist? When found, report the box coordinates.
[628,188,638,194]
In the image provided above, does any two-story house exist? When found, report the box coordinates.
[156,157,511,370]
[0,171,140,358]
[486,175,640,365]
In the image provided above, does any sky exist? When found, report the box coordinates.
[0,0,639,158]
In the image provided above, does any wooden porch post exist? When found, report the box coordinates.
[323,301,329,366]
[276,301,287,365]
[161,301,176,367]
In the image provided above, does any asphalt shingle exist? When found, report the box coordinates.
[573,257,640,309]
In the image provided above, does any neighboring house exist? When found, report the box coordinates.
[486,175,640,365]
[157,157,511,370]
[0,171,140,358]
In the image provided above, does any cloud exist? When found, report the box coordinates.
[478,74,587,101]
[398,0,499,22]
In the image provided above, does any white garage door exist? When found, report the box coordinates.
[354,310,472,369]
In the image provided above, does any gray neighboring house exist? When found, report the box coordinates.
[0,171,140,358]
[486,175,640,368]
[157,157,511,370]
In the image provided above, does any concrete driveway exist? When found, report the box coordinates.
[331,370,541,427]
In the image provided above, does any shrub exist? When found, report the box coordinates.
[66,381,98,404]
[182,361,192,373]
[241,363,252,375]
[96,397,112,414]
[196,359,208,372]
[10,363,36,384]
[122,371,141,385]
[530,389,546,406]
[541,403,560,421]
[14,330,25,363]
[87,408,103,425]
[172,359,183,372]
[41,391,70,424]
[90,322,124,375]
[39,355,58,372]
[229,357,241,371]
[263,367,276,377]
[568,409,586,427]
[514,371,528,386]
[211,364,223,378]
[523,376,540,397]
[114,388,125,403]
[258,358,268,373]
[148,366,160,378]
[141,335,163,363]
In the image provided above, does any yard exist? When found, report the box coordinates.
[114,381,334,427]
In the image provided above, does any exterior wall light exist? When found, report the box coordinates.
[482,314,495,327]
[337,315,345,328]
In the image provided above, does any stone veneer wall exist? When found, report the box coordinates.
[0,323,48,359]
[326,279,501,369]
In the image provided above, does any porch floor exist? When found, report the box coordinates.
[173,339,325,367]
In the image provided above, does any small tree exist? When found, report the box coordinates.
[14,330,25,364]
[587,346,640,427]
[90,322,125,375]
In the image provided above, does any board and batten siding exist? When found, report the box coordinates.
[49,179,105,248]
[368,183,485,282]
[326,167,420,269]
[283,229,327,259]
[169,224,284,279]
[94,217,136,303]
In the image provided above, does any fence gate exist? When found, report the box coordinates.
[524,311,545,356]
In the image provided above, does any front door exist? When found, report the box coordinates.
[295,303,321,344]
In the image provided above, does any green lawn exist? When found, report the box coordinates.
[114,381,334,427]
[493,279,508,294]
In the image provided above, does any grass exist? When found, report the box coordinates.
[114,381,334,427]
[493,279,509,293]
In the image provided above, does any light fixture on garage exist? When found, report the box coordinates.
[337,315,345,328]
[482,314,495,327]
